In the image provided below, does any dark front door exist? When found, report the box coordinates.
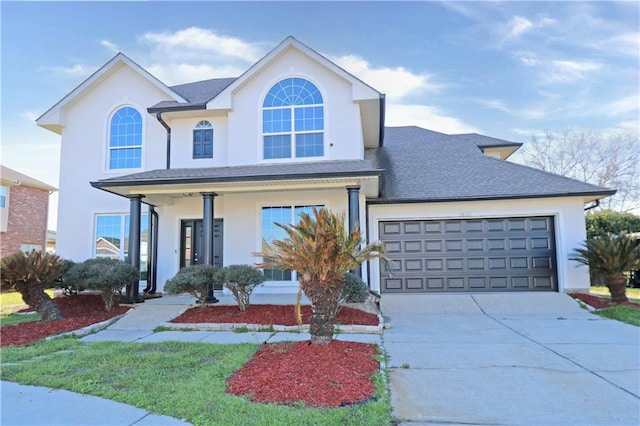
[180,219,223,270]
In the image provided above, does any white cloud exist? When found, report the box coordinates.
[602,93,640,117]
[386,103,480,134]
[506,16,534,39]
[332,55,443,100]
[498,15,556,46]
[100,40,119,53]
[141,27,266,63]
[21,110,41,122]
[516,53,602,84]
[44,64,93,78]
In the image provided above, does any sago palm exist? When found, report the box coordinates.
[570,233,640,303]
[255,207,388,345]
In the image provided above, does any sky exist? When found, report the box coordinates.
[1,1,639,230]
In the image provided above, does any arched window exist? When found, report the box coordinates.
[262,78,324,159]
[193,121,214,159]
[109,107,142,169]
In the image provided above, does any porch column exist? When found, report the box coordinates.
[124,194,144,303]
[201,192,219,303]
[346,185,362,278]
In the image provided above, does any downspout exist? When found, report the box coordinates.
[143,206,159,294]
[584,200,600,211]
[155,112,171,169]
[378,94,386,146]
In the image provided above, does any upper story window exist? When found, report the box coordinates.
[193,121,213,159]
[109,107,142,169]
[262,78,324,160]
[0,185,7,208]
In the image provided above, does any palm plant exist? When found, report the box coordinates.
[255,207,388,345]
[1,250,66,321]
[570,233,640,303]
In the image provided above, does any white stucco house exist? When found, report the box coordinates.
[37,37,613,301]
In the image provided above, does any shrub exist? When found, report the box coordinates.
[341,273,369,303]
[216,265,265,311]
[164,265,219,306]
[586,210,640,240]
[65,258,137,311]
[0,250,65,321]
[54,259,78,295]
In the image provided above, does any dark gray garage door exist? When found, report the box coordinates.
[379,217,557,293]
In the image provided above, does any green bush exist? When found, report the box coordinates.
[164,265,220,306]
[341,273,369,303]
[216,265,265,311]
[586,210,640,239]
[1,250,65,321]
[65,258,137,311]
[54,259,77,295]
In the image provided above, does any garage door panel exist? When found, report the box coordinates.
[379,217,557,293]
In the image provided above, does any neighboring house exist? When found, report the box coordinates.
[36,37,614,298]
[0,165,57,258]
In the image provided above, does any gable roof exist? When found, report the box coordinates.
[367,126,615,203]
[36,53,186,134]
[1,165,57,192]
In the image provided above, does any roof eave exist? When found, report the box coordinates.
[367,190,617,205]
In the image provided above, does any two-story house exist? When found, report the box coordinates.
[36,37,613,301]
[0,165,57,258]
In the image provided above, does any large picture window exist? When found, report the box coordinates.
[109,107,142,169]
[193,121,213,159]
[261,205,323,281]
[263,78,324,160]
[95,213,149,277]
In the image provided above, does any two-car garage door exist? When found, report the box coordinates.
[379,217,557,293]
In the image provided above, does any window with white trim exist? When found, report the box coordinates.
[261,205,323,281]
[95,213,149,277]
[0,185,7,208]
[109,107,142,169]
[262,78,324,159]
[193,121,213,159]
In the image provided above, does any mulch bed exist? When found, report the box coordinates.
[171,304,379,326]
[226,340,379,407]
[1,295,129,347]
[570,292,640,310]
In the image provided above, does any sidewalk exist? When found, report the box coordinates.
[1,294,382,426]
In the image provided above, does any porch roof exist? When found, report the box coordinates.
[91,159,384,205]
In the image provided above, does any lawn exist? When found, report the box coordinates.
[595,305,640,326]
[1,339,391,426]
[590,286,640,302]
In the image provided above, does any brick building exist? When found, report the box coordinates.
[1,165,57,258]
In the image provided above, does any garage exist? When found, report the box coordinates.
[379,216,557,293]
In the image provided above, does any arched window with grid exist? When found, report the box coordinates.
[262,78,324,159]
[193,120,214,159]
[109,107,142,169]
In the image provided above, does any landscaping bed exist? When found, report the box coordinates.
[171,304,380,326]
[0,295,128,347]
[227,340,380,408]
[570,292,640,310]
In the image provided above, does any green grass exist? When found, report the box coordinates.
[1,340,391,426]
[590,286,640,302]
[595,305,640,326]
[0,312,40,327]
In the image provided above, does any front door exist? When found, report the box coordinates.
[180,219,223,270]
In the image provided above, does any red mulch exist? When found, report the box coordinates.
[171,304,379,326]
[1,295,129,347]
[570,293,640,310]
[226,340,379,407]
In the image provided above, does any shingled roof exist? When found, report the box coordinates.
[369,126,614,203]
[148,77,237,112]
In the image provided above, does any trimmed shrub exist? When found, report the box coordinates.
[164,265,219,306]
[217,265,265,311]
[341,273,369,303]
[65,258,137,311]
[1,250,66,321]
[54,259,78,295]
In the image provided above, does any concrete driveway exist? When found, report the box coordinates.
[381,293,640,425]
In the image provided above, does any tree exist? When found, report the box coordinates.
[517,129,639,212]
[0,251,65,321]
[570,233,640,303]
[255,208,388,345]
[585,210,640,239]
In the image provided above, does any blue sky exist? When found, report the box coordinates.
[1,1,638,229]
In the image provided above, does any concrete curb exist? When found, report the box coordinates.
[45,310,131,341]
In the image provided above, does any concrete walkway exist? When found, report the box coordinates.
[381,293,640,425]
[1,293,380,426]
